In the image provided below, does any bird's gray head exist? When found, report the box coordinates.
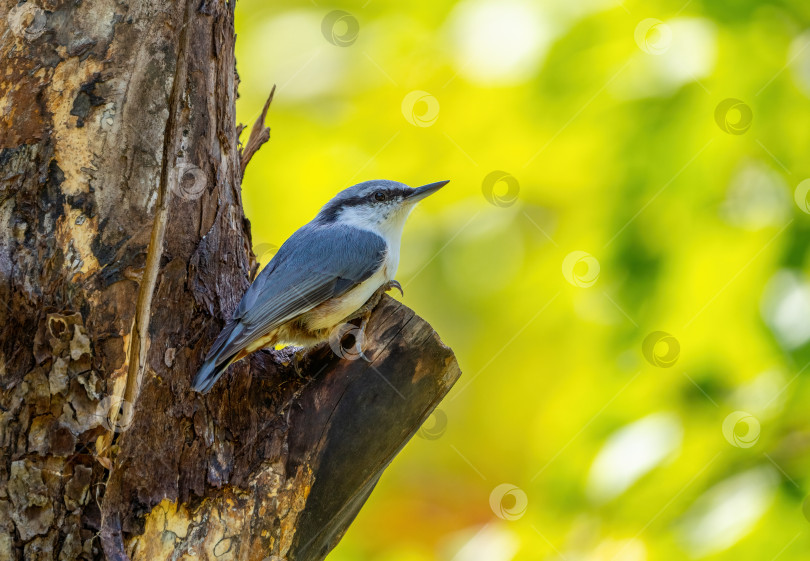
[315,179,448,236]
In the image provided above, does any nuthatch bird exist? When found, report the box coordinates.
[191,179,449,393]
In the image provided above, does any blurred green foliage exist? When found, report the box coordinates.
[234,0,810,559]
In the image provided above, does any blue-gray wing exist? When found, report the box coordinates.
[205,224,386,361]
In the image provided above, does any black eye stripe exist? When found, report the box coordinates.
[317,187,411,222]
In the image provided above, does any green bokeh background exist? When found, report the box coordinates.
[234,1,810,559]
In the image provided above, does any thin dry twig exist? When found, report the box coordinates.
[240,85,276,177]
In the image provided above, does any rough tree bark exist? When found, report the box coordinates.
[0,1,460,560]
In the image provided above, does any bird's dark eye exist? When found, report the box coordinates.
[373,191,386,202]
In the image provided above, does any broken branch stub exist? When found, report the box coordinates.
[288,296,461,561]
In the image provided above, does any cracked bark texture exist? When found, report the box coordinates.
[0,1,461,560]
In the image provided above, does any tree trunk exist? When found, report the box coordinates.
[0,2,460,560]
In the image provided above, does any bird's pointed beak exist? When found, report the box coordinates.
[406,180,449,204]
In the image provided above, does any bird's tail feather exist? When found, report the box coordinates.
[191,321,244,394]
[190,355,235,394]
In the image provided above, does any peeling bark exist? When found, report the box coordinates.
[0,1,460,560]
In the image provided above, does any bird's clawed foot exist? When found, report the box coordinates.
[346,280,401,323]
[385,279,404,297]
